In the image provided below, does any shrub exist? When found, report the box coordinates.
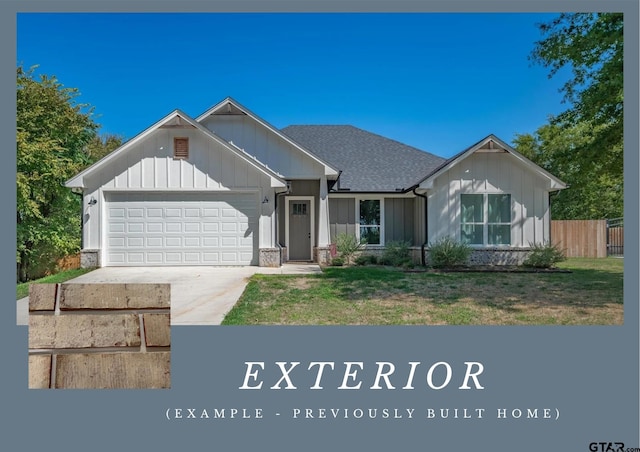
[355,254,379,266]
[335,233,363,265]
[330,256,345,267]
[523,243,566,268]
[428,237,471,268]
[379,241,412,267]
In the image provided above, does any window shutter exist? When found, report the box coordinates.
[174,137,189,159]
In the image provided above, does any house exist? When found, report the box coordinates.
[65,97,567,268]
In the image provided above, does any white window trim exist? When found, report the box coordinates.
[355,196,385,247]
[460,193,512,248]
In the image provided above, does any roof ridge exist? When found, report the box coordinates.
[283,124,442,160]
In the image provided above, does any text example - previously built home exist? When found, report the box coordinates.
[65,97,566,268]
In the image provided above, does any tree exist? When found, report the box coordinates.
[17,65,98,282]
[531,13,623,153]
[85,133,124,163]
[522,13,623,219]
[514,121,622,219]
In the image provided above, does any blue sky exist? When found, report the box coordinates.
[17,12,569,158]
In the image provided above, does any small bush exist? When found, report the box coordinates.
[335,233,363,265]
[523,243,566,268]
[330,256,345,267]
[355,254,379,266]
[379,241,412,267]
[428,237,471,268]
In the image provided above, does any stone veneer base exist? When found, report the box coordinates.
[80,249,100,268]
[259,248,281,267]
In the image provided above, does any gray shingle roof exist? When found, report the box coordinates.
[280,125,446,192]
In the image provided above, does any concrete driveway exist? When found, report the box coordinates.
[17,264,321,326]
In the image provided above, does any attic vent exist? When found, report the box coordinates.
[173,137,189,159]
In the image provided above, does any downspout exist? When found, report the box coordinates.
[275,182,291,264]
[412,186,428,266]
[71,189,84,250]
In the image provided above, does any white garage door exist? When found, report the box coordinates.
[105,192,258,266]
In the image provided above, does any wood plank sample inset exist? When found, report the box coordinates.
[59,283,170,310]
[28,284,57,311]
[143,313,171,347]
[29,314,141,349]
[55,352,171,389]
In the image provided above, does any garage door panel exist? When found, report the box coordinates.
[203,223,218,232]
[147,223,163,233]
[147,238,163,248]
[127,237,144,247]
[165,237,182,247]
[128,223,144,233]
[128,253,145,263]
[184,237,201,247]
[202,237,219,247]
[165,223,181,233]
[145,253,163,263]
[109,223,125,233]
[109,237,125,247]
[184,223,200,233]
[106,193,258,266]
[184,252,200,263]
[203,252,219,263]
[109,252,125,263]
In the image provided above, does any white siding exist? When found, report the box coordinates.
[201,115,326,179]
[426,152,553,247]
[81,127,276,253]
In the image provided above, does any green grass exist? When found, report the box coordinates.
[16,268,94,300]
[222,258,624,326]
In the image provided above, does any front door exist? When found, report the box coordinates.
[289,200,311,260]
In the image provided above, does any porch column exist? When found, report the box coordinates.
[318,176,331,247]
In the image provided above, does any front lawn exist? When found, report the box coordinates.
[222,258,623,325]
[16,268,94,300]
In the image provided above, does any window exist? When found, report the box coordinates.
[460,194,511,246]
[359,199,381,245]
[173,137,189,159]
[292,202,307,216]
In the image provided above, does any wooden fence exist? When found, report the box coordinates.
[551,220,619,258]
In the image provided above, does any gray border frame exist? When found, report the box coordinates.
[4,1,638,450]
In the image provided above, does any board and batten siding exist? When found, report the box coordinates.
[81,128,277,251]
[426,152,551,247]
[385,198,415,245]
[328,198,356,242]
[201,115,327,179]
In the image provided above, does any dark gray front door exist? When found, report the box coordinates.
[289,200,311,260]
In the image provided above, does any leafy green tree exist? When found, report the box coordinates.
[514,122,622,219]
[85,133,124,163]
[531,13,623,154]
[521,13,623,219]
[17,65,98,282]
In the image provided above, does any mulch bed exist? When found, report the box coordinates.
[404,266,571,274]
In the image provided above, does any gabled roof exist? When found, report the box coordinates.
[417,134,567,191]
[65,109,287,189]
[281,125,445,192]
[196,97,340,178]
